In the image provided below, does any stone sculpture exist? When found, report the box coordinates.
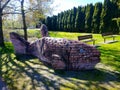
[40,24,49,37]
[10,24,100,70]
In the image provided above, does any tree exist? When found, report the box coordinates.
[46,16,52,30]
[45,0,119,34]
[63,11,68,31]
[71,7,77,31]
[110,0,120,33]
[17,0,53,40]
[51,15,57,30]
[57,12,63,31]
[57,13,60,30]
[92,3,102,33]
[67,10,72,32]
[0,0,11,47]
[75,6,86,32]
[85,4,94,33]
[0,0,53,46]
[100,0,113,33]
[28,0,53,26]
[19,0,27,40]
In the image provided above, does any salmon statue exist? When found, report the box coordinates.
[10,24,100,70]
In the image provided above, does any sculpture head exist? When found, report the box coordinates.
[40,24,49,37]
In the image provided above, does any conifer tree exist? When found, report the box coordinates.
[71,7,77,32]
[92,3,102,33]
[45,0,119,34]
[75,6,86,32]
[100,0,113,33]
[67,10,72,32]
[85,4,94,33]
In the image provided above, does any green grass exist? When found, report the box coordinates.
[0,30,120,90]
[98,43,120,72]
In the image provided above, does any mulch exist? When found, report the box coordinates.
[0,77,8,90]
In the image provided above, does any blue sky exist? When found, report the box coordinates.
[51,0,104,15]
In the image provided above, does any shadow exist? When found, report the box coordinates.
[1,53,60,90]
[0,78,8,90]
[54,68,120,90]
[55,68,120,81]
[15,54,37,61]
[94,45,101,48]
[104,40,118,44]
[0,44,120,90]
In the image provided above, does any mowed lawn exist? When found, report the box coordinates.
[0,30,120,90]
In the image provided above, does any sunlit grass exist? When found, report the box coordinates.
[98,42,120,72]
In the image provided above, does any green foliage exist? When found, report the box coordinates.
[100,0,119,33]
[71,7,77,31]
[85,4,94,33]
[46,16,52,30]
[45,0,119,34]
[1,42,13,52]
[75,7,85,32]
[92,3,102,33]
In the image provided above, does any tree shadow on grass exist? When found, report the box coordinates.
[1,53,60,90]
[15,54,37,61]
[99,47,120,72]
[0,47,120,90]
[55,68,120,89]
[56,69,120,81]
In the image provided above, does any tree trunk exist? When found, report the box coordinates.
[21,0,27,41]
[0,10,4,47]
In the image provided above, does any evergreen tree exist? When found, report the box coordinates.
[61,12,64,30]
[63,11,68,31]
[92,3,102,33]
[51,15,57,31]
[75,6,86,32]
[46,16,52,30]
[59,12,64,31]
[75,7,81,31]
[57,14,60,30]
[45,0,119,34]
[71,7,77,32]
[85,4,94,33]
[57,13,61,30]
[111,0,120,33]
[67,10,72,32]
[65,11,70,31]
[100,0,113,33]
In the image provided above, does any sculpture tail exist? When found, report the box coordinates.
[10,32,30,55]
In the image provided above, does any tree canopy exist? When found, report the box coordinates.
[0,0,53,46]
[45,0,120,34]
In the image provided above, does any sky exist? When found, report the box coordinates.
[51,0,104,15]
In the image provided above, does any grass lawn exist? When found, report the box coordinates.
[0,30,120,90]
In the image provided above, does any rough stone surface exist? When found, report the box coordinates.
[40,24,49,37]
[28,37,100,70]
[10,32,30,55]
[10,32,100,70]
